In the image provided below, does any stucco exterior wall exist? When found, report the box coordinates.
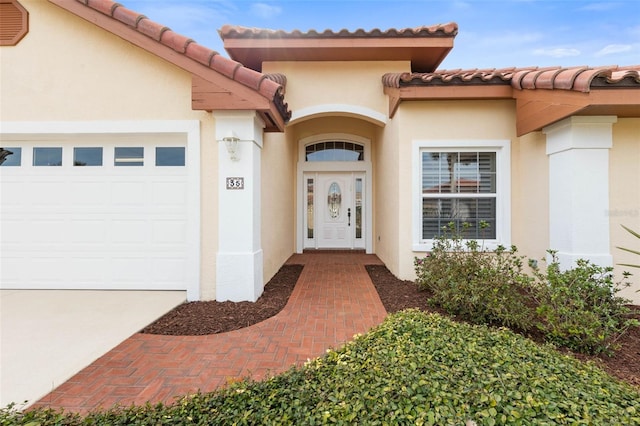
[391,100,521,280]
[609,118,640,304]
[262,61,408,119]
[261,131,296,283]
[1,0,218,299]
[511,131,549,262]
[373,114,401,271]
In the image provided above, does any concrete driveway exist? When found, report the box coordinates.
[0,289,185,409]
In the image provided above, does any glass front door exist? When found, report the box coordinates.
[304,172,365,250]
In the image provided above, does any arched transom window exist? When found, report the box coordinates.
[305,141,364,162]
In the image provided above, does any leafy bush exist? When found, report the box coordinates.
[531,251,638,355]
[414,222,536,332]
[415,223,639,355]
[4,311,639,425]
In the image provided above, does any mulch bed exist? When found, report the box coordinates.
[141,264,303,336]
[142,263,640,387]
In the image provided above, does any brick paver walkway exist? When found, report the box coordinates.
[31,253,387,413]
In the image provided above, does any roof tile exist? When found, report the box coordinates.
[111,5,142,28]
[210,54,242,79]
[572,67,611,92]
[551,67,588,90]
[86,0,116,16]
[384,66,640,93]
[136,17,169,41]
[219,23,458,39]
[185,42,216,67]
[160,30,194,54]
[233,66,264,91]
[535,68,564,90]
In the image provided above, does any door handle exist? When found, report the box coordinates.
[347,208,351,226]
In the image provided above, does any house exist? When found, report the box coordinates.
[1,0,639,304]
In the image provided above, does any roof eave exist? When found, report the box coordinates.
[222,27,457,73]
[513,87,640,136]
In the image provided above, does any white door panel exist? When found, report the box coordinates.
[304,172,365,250]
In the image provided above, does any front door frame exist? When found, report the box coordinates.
[296,133,373,253]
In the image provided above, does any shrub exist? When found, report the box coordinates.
[4,311,639,425]
[531,251,639,355]
[414,222,536,331]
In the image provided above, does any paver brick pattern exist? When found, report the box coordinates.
[32,253,387,413]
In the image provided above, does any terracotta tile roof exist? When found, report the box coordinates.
[219,24,459,39]
[56,0,290,123]
[220,24,458,73]
[383,65,640,93]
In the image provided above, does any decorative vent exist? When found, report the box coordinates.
[0,0,28,46]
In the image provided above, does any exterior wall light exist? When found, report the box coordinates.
[222,133,240,161]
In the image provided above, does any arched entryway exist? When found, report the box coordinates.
[296,133,373,253]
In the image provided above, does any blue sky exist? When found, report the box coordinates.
[123,0,639,69]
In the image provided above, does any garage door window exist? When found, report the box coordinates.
[74,147,103,166]
[33,147,62,166]
[114,147,143,166]
[156,147,185,166]
[0,147,21,166]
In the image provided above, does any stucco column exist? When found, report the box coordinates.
[543,116,617,269]
[214,111,264,302]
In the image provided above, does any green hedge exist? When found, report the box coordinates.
[4,310,639,425]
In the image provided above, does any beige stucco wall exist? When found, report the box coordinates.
[610,118,640,304]
[1,0,218,299]
[373,114,401,269]
[263,61,408,117]
[389,100,543,280]
[261,130,296,283]
[511,131,549,262]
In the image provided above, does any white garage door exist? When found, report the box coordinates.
[1,131,198,292]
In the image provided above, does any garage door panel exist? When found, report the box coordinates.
[152,182,187,205]
[111,219,149,243]
[112,257,149,282]
[29,220,67,243]
[31,181,70,206]
[1,137,194,292]
[30,257,67,282]
[112,182,149,205]
[0,178,24,206]
[70,257,107,283]
[70,220,107,243]
[152,258,187,283]
[0,256,23,284]
[1,218,25,243]
[71,182,109,205]
[152,220,187,244]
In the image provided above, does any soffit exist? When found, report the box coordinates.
[220,24,458,73]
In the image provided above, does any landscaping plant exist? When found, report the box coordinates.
[415,222,639,355]
[414,222,537,332]
[531,251,638,355]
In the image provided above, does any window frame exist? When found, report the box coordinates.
[412,139,511,252]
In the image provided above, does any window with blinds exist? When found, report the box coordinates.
[421,151,497,239]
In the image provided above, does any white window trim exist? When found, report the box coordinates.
[412,139,511,252]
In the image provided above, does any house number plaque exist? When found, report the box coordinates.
[226,177,244,190]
